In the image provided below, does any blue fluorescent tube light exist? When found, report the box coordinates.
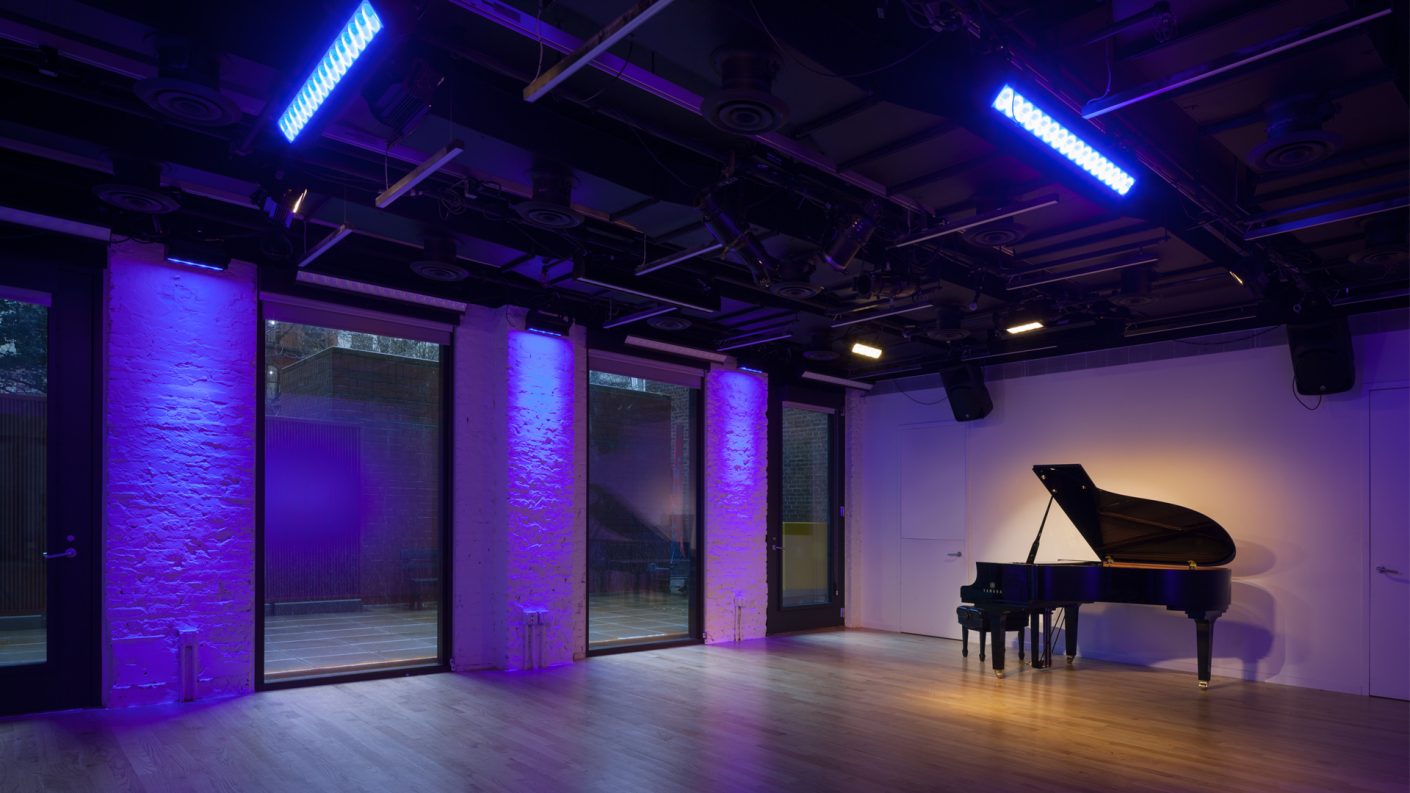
[991,84,1136,196]
[277,2,383,143]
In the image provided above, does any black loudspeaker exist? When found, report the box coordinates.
[1287,315,1355,395]
[941,364,994,422]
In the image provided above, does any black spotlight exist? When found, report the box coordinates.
[525,309,573,337]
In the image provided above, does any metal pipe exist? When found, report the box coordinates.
[635,241,724,276]
[830,303,932,329]
[892,195,1060,249]
[1006,253,1159,290]
[602,305,677,329]
[1243,195,1409,241]
[1083,2,1170,46]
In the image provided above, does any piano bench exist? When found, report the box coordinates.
[956,606,1027,662]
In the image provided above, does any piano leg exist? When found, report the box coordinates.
[962,625,969,657]
[1195,618,1213,690]
[1029,611,1042,669]
[1018,625,1025,662]
[1065,606,1079,663]
[1042,609,1052,668]
[978,628,986,661]
[989,618,1006,678]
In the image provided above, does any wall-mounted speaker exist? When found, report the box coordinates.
[1287,315,1355,395]
[941,364,993,422]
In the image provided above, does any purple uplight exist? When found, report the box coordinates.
[504,329,578,668]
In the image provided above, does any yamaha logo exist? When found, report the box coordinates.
[982,581,1002,595]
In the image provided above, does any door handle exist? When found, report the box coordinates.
[1376,566,1401,575]
[42,548,76,560]
[947,551,962,557]
[771,543,785,551]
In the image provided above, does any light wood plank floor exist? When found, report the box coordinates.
[1,630,1405,793]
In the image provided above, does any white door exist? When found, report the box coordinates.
[897,422,967,638]
[1369,386,1408,700]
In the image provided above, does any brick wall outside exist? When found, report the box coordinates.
[104,242,256,707]
[781,407,830,523]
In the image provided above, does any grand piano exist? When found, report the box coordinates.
[959,464,1235,689]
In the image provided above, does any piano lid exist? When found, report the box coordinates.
[1033,464,1236,566]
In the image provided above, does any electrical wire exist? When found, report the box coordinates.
[1292,376,1324,411]
[900,386,949,406]
[577,36,634,105]
[1172,325,1280,347]
[629,126,693,188]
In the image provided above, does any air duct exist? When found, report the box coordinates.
[770,255,821,299]
[1246,95,1342,172]
[134,34,241,127]
[410,236,468,281]
[702,47,789,135]
[1108,266,1155,307]
[92,155,181,214]
[514,162,584,229]
[1349,214,1407,268]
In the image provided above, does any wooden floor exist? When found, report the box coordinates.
[1,630,1405,793]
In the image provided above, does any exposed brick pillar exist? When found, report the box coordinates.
[103,242,256,706]
[702,366,768,643]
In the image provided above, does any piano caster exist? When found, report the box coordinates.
[1198,681,1209,690]
[1066,655,1074,665]
[994,670,1005,680]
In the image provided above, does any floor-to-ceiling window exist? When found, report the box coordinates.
[779,405,834,608]
[260,299,448,684]
[587,353,701,650]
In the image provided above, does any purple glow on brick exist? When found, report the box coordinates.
[105,243,256,706]
[505,329,577,668]
[703,369,768,643]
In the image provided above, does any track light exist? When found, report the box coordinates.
[602,305,677,329]
[624,335,729,363]
[892,195,1059,249]
[850,341,883,359]
[717,332,791,352]
[800,371,874,391]
[700,190,771,286]
[831,302,930,329]
[991,84,1135,196]
[636,242,724,276]
[298,224,353,268]
[278,1,384,143]
[295,270,468,311]
[1005,253,1158,290]
[375,140,465,208]
[819,199,881,272]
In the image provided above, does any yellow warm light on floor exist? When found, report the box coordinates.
[1005,321,1044,334]
[851,341,883,359]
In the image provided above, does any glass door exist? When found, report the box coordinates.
[0,250,100,716]
[767,387,844,633]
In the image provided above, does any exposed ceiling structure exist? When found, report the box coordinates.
[0,0,1405,381]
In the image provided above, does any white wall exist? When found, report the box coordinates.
[854,326,1409,695]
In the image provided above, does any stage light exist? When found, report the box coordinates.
[295,270,468,311]
[525,309,573,337]
[850,341,883,359]
[800,371,873,391]
[624,335,729,363]
[277,1,384,143]
[991,84,1136,196]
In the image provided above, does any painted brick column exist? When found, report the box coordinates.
[703,366,768,643]
[501,308,586,668]
[844,390,865,628]
[104,241,256,706]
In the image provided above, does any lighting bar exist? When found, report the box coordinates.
[602,305,677,329]
[851,341,883,359]
[892,194,1060,249]
[277,1,384,143]
[1123,308,1258,338]
[165,257,228,272]
[1006,321,1044,335]
[961,345,1058,362]
[717,332,792,353]
[831,303,932,328]
[1228,270,1245,286]
[0,205,109,241]
[298,224,354,268]
[1243,195,1408,241]
[375,140,465,208]
[635,241,724,276]
[800,371,874,391]
[858,364,923,379]
[1331,287,1409,307]
[575,275,718,314]
[624,335,729,363]
[296,270,468,312]
[1082,6,1394,119]
[1006,253,1158,290]
[993,83,1136,196]
[523,0,679,102]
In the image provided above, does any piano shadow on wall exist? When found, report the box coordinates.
[1074,540,1279,681]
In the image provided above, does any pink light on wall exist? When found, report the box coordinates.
[104,242,256,706]
[703,368,768,643]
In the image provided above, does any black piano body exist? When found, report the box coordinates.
[960,464,1235,688]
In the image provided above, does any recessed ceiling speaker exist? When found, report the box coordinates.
[962,219,1028,248]
[1246,95,1342,172]
[92,156,181,214]
[702,47,788,135]
[409,236,469,281]
[1348,215,1408,268]
[134,34,241,127]
[941,363,993,422]
[513,162,583,229]
[646,314,693,331]
[770,256,822,299]
[1109,266,1155,307]
[1287,315,1355,395]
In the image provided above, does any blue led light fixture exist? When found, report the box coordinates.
[991,84,1136,197]
[277,1,383,143]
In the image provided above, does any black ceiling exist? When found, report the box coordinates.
[0,0,1405,379]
